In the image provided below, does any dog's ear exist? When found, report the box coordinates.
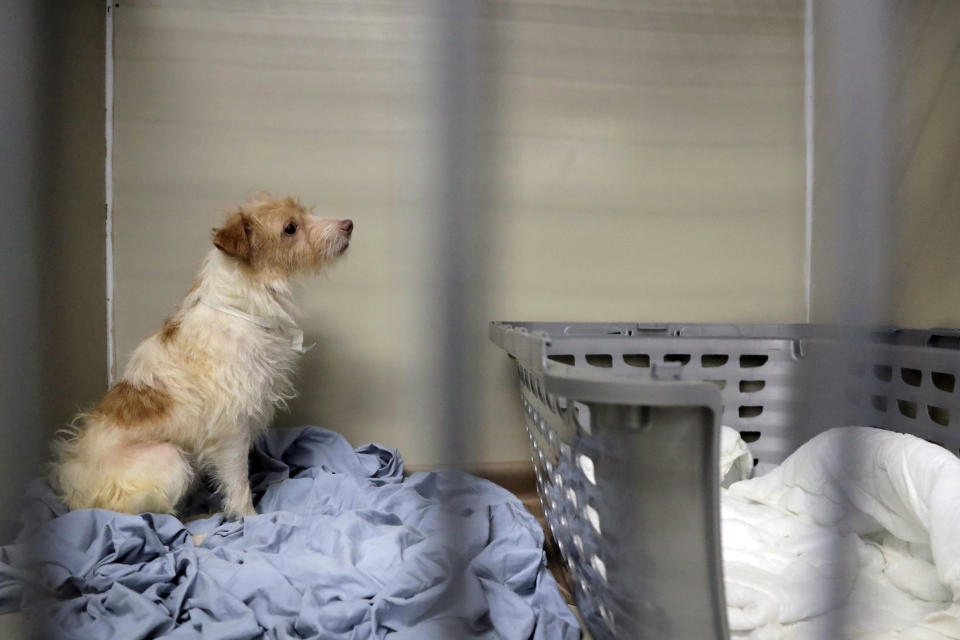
[212,213,251,261]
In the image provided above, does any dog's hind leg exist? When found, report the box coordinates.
[58,439,194,515]
[107,441,194,514]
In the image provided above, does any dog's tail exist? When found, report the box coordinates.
[50,420,193,515]
[47,412,92,488]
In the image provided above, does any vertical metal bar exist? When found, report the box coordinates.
[423,0,490,618]
[803,0,815,323]
[427,0,485,466]
[809,2,899,637]
[0,0,45,547]
[105,0,116,385]
[810,0,897,326]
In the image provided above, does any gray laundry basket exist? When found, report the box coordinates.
[489,322,960,640]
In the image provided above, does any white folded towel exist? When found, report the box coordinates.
[721,427,960,639]
[720,425,755,487]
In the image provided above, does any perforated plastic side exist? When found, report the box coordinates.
[494,322,960,468]
[490,322,960,640]
[515,362,726,640]
[540,334,805,469]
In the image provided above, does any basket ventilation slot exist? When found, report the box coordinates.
[623,354,650,367]
[740,355,768,368]
[585,354,612,368]
[932,372,955,392]
[901,368,922,387]
[928,406,950,426]
[897,400,918,419]
[701,354,729,368]
[739,406,763,418]
[873,365,893,382]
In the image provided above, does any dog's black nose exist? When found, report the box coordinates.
[340,219,354,234]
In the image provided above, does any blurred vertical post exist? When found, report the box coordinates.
[808,1,899,636]
[810,0,898,326]
[424,0,487,467]
[422,0,490,615]
[0,0,46,545]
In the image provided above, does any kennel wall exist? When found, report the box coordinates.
[490,321,960,640]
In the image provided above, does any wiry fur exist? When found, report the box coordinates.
[50,193,353,519]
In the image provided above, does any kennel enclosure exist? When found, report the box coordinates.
[490,321,960,640]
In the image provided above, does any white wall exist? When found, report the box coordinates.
[889,1,960,328]
[112,0,806,467]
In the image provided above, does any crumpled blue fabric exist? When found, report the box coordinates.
[0,427,579,640]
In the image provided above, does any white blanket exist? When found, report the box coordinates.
[719,426,960,639]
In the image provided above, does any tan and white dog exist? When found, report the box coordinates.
[50,193,352,519]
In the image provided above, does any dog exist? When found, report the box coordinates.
[50,193,353,519]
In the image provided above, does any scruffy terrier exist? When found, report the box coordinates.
[50,193,353,519]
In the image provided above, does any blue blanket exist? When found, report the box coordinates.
[0,427,579,639]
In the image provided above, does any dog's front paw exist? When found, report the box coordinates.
[223,502,258,521]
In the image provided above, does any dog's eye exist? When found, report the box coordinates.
[283,222,298,235]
